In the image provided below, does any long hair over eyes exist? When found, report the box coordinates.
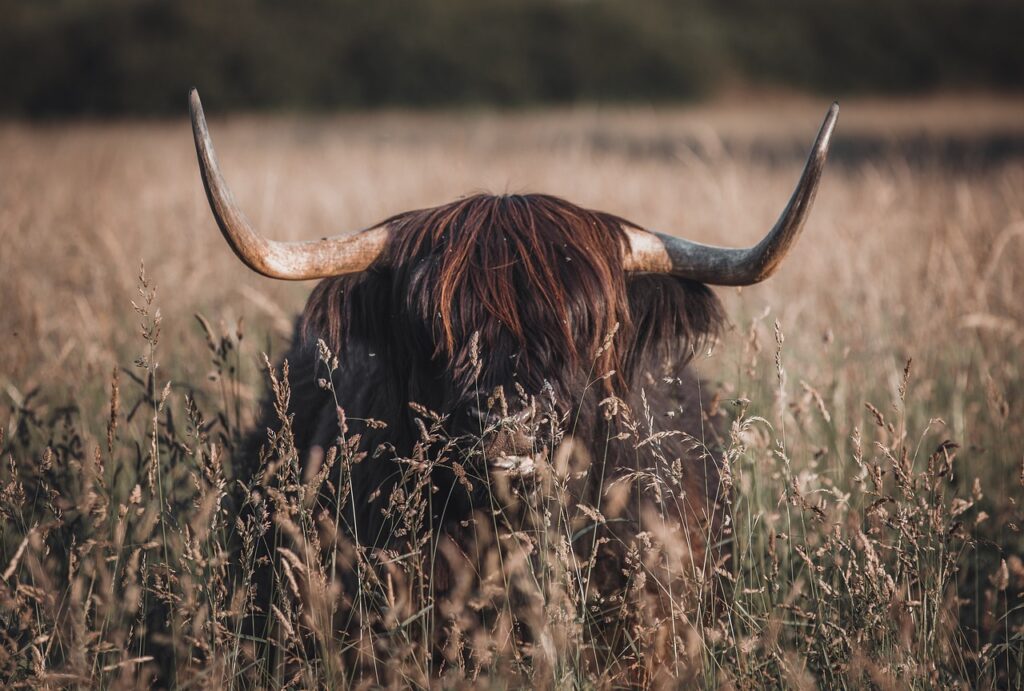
[301,193,723,395]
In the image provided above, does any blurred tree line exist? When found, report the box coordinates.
[2,0,1021,117]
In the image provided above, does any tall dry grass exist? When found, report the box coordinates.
[1,96,1022,687]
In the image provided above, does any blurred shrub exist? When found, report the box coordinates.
[0,0,1021,117]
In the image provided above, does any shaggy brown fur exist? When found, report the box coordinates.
[240,193,730,673]
[248,191,729,548]
[302,194,721,407]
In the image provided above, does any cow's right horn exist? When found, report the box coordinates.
[190,89,389,280]
[624,102,838,285]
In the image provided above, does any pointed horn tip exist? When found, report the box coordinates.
[824,102,840,128]
[814,102,840,152]
[188,89,203,117]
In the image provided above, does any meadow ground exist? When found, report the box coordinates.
[1,95,1022,687]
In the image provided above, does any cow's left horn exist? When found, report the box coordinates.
[190,89,388,280]
[623,102,838,285]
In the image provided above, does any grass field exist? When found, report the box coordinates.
[1,95,1023,687]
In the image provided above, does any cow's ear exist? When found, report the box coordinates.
[624,275,725,369]
[341,271,396,344]
[300,272,389,354]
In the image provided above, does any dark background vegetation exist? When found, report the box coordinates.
[2,0,1022,117]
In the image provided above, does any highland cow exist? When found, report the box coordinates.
[189,89,836,638]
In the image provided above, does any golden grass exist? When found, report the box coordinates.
[0,96,1022,687]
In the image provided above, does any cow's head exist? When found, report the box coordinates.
[189,89,837,467]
